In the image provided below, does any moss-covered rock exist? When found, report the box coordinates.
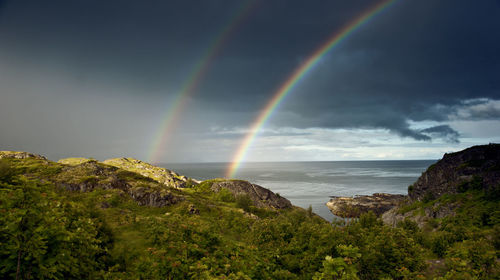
[204,179,292,210]
[0,151,47,160]
[103,157,198,189]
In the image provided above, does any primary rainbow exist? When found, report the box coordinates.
[148,0,257,164]
[226,0,398,178]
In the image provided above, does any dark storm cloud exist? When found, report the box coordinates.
[173,1,500,144]
[249,0,500,141]
[0,0,254,91]
[1,0,499,161]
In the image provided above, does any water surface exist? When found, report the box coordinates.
[163,161,435,221]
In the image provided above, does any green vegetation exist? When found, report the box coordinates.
[0,155,499,279]
[57,157,94,165]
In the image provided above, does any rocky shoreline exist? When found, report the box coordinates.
[326,193,406,218]
[326,143,500,225]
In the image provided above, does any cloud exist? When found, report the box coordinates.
[453,98,500,120]
[0,0,499,162]
[420,125,460,143]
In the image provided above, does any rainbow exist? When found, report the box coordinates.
[226,0,398,178]
[148,0,257,164]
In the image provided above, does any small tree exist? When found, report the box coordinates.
[313,245,361,280]
[0,178,106,279]
[235,194,253,212]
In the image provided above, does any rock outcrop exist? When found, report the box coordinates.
[382,201,458,228]
[327,144,500,222]
[326,193,406,218]
[409,143,500,201]
[382,144,500,227]
[0,151,47,160]
[54,160,184,207]
[209,179,292,209]
[103,157,198,188]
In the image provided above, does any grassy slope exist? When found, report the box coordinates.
[1,153,499,279]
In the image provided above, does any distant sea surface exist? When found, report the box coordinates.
[162,161,436,221]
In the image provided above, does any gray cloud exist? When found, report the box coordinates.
[454,99,500,120]
[420,125,460,143]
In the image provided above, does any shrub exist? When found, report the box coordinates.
[408,184,414,193]
[235,194,253,212]
[215,188,235,202]
[430,231,455,258]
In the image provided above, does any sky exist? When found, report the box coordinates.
[1,0,499,163]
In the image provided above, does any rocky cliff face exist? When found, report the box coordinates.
[325,144,500,222]
[209,179,292,209]
[409,144,500,201]
[382,144,500,227]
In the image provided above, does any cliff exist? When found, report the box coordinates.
[408,143,500,201]
[325,144,500,222]
[383,144,500,227]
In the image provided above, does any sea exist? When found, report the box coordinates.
[163,160,436,221]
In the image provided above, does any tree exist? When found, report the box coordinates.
[0,178,107,279]
[313,245,361,280]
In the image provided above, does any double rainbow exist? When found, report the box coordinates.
[148,0,257,164]
[226,0,398,178]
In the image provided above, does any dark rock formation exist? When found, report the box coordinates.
[210,180,292,209]
[326,193,406,218]
[382,144,500,227]
[409,144,500,201]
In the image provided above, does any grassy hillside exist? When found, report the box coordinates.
[0,151,498,279]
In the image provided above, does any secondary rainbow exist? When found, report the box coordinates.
[226,0,398,178]
[148,1,257,164]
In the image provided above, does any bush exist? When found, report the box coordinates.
[442,239,498,278]
[408,184,414,193]
[430,231,455,258]
[0,179,110,279]
[0,159,16,184]
[215,188,235,202]
[235,194,253,212]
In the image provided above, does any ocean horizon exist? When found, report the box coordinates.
[163,160,436,221]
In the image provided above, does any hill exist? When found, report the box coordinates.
[0,148,498,279]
